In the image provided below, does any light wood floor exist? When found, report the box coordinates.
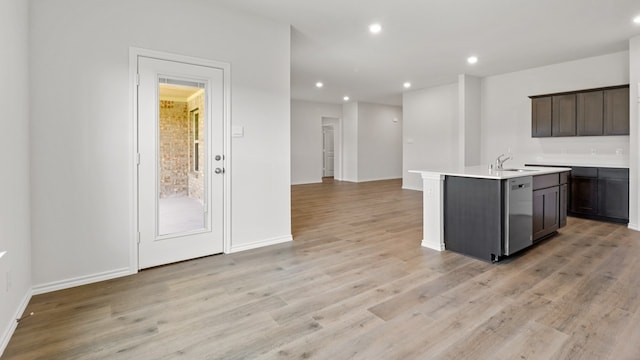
[5,178,640,359]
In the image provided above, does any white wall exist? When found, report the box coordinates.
[29,0,291,287]
[481,51,630,168]
[291,100,342,184]
[342,102,358,182]
[629,37,640,230]
[357,102,403,181]
[402,84,459,190]
[459,74,482,166]
[0,0,31,354]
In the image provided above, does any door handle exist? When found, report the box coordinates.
[215,168,224,174]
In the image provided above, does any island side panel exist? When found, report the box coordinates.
[420,173,445,251]
[444,176,503,262]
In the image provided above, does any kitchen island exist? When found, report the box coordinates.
[410,165,571,262]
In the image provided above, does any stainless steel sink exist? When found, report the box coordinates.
[500,168,536,172]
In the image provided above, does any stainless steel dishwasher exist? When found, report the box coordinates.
[503,176,533,255]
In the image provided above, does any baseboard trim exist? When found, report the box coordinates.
[628,223,639,231]
[291,179,322,185]
[402,185,422,191]
[356,177,403,183]
[229,235,293,253]
[32,267,133,296]
[421,239,445,252]
[1,288,32,357]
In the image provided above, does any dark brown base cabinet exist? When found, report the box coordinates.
[533,186,559,240]
[597,168,630,220]
[569,167,598,215]
[532,172,568,241]
[568,167,629,223]
[559,171,569,227]
[559,183,567,227]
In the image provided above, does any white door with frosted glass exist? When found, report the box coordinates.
[323,126,335,177]
[137,56,224,269]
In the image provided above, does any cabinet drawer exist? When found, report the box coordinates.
[598,168,629,180]
[560,171,569,185]
[571,167,597,178]
[533,173,559,190]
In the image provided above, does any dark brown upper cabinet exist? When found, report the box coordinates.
[604,87,629,135]
[577,91,603,136]
[530,85,629,138]
[552,94,576,136]
[531,97,552,137]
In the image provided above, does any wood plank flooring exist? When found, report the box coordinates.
[4,178,640,359]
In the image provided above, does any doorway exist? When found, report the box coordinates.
[321,117,341,180]
[134,50,229,269]
[322,126,335,177]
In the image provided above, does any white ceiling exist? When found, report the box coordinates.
[215,0,640,106]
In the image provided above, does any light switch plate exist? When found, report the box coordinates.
[232,126,244,138]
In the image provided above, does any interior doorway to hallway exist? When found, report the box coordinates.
[321,117,341,180]
[322,125,335,177]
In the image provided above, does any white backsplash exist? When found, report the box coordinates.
[522,152,629,168]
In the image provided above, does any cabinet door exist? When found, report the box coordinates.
[577,91,603,136]
[569,176,598,215]
[597,178,629,219]
[533,187,560,241]
[604,87,629,135]
[552,94,576,136]
[559,183,567,227]
[533,190,545,239]
[597,168,629,220]
[532,97,552,137]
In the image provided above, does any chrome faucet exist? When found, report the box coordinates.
[495,154,511,170]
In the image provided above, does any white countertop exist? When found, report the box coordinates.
[409,165,571,180]
[525,161,629,169]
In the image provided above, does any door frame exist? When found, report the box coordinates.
[321,117,342,180]
[322,125,335,177]
[129,47,231,273]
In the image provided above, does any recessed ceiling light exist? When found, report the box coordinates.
[315,82,323,88]
[467,56,478,64]
[369,23,382,34]
[343,96,350,101]
[403,82,411,89]
[634,15,640,24]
